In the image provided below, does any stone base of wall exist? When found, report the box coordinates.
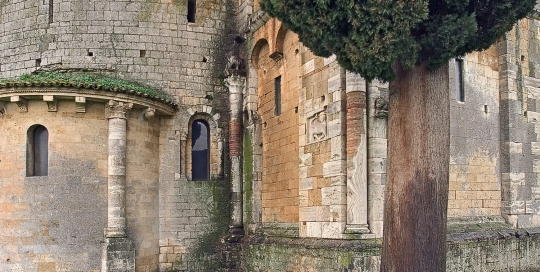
[103,237,135,272]
[219,237,243,271]
[239,228,540,272]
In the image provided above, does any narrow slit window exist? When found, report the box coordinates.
[192,120,209,180]
[275,76,281,116]
[455,58,465,102]
[187,0,196,23]
[27,125,49,177]
[49,0,53,24]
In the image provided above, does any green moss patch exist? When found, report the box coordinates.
[0,72,175,104]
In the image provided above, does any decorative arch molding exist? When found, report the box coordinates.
[182,108,224,181]
[251,38,270,69]
[270,25,290,62]
[275,25,289,53]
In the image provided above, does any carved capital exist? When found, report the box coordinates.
[11,96,27,112]
[225,76,246,95]
[107,100,133,119]
[180,131,188,141]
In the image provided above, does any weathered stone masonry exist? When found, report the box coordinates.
[4,0,540,271]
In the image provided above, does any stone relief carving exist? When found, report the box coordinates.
[308,110,327,143]
[46,101,57,112]
[374,97,388,119]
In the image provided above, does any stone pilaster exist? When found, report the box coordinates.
[102,100,135,272]
[106,100,133,238]
[226,75,245,234]
[344,71,370,235]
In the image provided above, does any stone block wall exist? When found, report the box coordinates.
[448,46,502,219]
[240,230,540,272]
[297,51,347,239]
[0,100,108,271]
[125,108,162,271]
[158,113,230,271]
[0,0,232,103]
[252,19,300,224]
[499,18,540,229]
[0,0,236,271]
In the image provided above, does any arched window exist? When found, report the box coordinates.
[187,0,196,23]
[192,120,209,180]
[49,0,54,23]
[27,125,49,177]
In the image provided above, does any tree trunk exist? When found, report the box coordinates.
[381,62,450,272]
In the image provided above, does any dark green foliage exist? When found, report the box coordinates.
[262,0,536,81]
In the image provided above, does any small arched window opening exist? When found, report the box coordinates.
[188,0,197,23]
[187,0,196,23]
[192,120,209,180]
[49,0,54,24]
[27,125,49,177]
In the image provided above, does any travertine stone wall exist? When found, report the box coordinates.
[124,106,162,271]
[253,19,300,224]
[298,52,348,239]
[448,46,502,219]
[0,100,108,271]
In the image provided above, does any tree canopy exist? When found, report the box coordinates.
[261,0,536,81]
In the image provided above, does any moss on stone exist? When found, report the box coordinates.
[188,180,230,271]
[0,72,174,103]
[243,128,254,224]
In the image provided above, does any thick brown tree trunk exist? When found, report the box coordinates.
[381,62,450,272]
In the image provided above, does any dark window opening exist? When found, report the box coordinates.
[187,0,196,23]
[49,0,53,23]
[35,59,41,67]
[455,58,465,102]
[275,76,282,116]
[27,125,49,177]
[192,120,209,180]
[140,50,146,58]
